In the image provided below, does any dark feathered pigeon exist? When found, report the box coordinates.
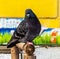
[7,9,41,48]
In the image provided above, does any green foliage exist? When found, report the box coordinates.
[33,33,51,45]
[3,32,12,43]
[33,36,43,45]
[45,34,51,44]
[33,33,60,45]
[0,32,12,45]
[0,33,3,45]
[56,35,60,44]
[0,32,60,46]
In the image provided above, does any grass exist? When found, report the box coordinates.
[0,32,60,46]
[0,32,12,45]
[33,33,60,45]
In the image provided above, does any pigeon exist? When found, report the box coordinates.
[7,9,41,48]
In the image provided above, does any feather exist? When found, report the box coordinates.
[7,9,41,48]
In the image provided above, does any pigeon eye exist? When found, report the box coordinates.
[27,14,30,17]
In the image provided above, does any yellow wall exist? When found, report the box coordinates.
[40,0,60,28]
[0,0,60,28]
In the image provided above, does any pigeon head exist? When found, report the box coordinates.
[25,9,37,19]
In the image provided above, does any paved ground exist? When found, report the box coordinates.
[0,47,60,59]
[35,47,60,59]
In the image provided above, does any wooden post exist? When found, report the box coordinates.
[24,54,36,59]
[15,42,36,59]
[11,46,19,59]
[16,43,25,50]
[23,43,36,59]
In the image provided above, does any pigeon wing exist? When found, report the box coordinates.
[7,20,29,48]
